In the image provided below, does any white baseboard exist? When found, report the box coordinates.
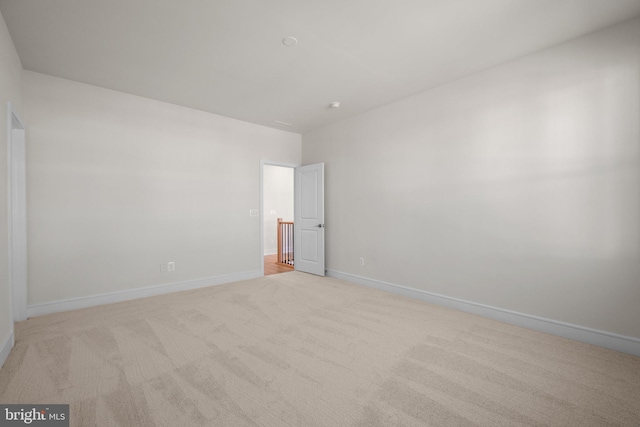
[327,270,640,357]
[0,331,14,370]
[27,270,263,318]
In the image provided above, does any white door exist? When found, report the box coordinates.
[294,163,325,276]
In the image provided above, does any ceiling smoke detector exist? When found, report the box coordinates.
[282,36,298,47]
[329,102,340,109]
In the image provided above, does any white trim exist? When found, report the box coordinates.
[263,249,278,256]
[27,270,262,318]
[6,102,13,330]
[327,269,640,357]
[0,331,14,370]
[7,102,27,327]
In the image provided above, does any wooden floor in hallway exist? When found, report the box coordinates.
[264,254,294,275]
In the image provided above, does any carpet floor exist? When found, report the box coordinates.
[1,271,639,426]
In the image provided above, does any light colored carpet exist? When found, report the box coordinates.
[1,271,639,426]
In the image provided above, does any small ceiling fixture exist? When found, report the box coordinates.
[282,36,298,47]
[329,102,340,109]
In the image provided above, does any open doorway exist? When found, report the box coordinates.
[8,103,27,323]
[262,163,294,276]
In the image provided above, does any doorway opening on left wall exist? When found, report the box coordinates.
[8,102,27,323]
[261,163,295,276]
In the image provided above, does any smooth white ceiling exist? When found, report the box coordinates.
[1,0,639,134]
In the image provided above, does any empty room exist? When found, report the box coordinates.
[1,1,640,426]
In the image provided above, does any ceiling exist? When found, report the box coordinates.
[1,0,640,134]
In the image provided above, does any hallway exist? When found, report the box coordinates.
[264,254,293,276]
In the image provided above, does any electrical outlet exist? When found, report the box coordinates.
[161,262,175,272]
[359,257,365,266]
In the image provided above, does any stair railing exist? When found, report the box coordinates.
[277,218,294,266]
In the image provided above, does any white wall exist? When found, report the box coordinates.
[303,19,640,339]
[263,165,294,255]
[0,10,22,364]
[24,71,301,307]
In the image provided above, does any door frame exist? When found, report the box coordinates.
[7,102,27,323]
[259,160,298,276]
